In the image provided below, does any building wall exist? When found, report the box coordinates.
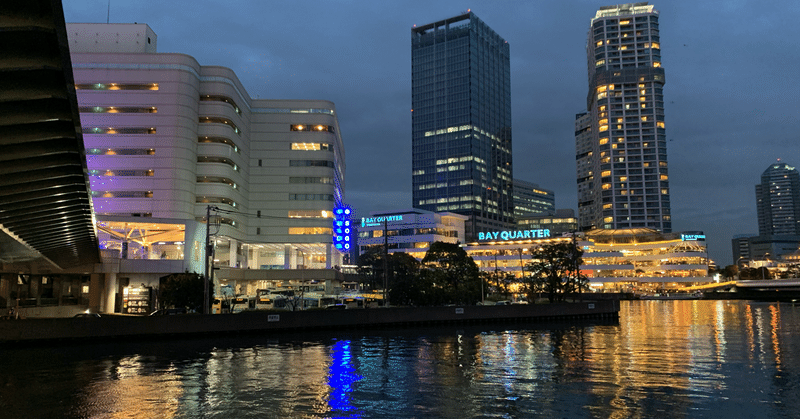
[357,209,467,259]
[411,12,513,241]
[578,3,671,232]
[756,162,800,236]
[512,179,555,217]
[67,23,346,310]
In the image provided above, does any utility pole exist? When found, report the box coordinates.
[383,219,388,307]
[204,205,211,314]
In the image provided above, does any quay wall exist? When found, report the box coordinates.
[0,300,619,344]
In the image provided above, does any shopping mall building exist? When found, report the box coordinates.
[358,209,711,292]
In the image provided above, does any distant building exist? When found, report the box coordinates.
[577,3,671,232]
[360,214,710,290]
[516,209,578,237]
[731,234,800,265]
[512,179,555,217]
[411,12,513,241]
[756,161,800,236]
[357,209,467,259]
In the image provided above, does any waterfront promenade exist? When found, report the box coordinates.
[0,300,618,344]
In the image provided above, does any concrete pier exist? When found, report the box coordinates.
[0,300,619,344]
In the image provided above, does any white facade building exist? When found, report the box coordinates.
[68,23,347,312]
[357,209,467,259]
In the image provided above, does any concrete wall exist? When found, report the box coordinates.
[0,300,619,343]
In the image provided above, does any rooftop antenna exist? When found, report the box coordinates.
[107,0,110,24]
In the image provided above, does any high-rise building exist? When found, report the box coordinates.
[576,3,670,232]
[411,12,513,241]
[756,161,800,236]
[512,179,554,217]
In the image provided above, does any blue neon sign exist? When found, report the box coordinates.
[333,205,352,251]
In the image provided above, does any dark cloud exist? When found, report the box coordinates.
[64,0,800,265]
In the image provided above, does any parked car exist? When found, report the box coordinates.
[149,308,187,316]
[73,313,101,318]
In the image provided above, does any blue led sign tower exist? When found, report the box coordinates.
[333,205,352,251]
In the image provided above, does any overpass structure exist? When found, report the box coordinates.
[0,0,99,269]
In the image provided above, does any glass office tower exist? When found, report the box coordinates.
[577,3,671,232]
[756,161,800,236]
[411,12,513,241]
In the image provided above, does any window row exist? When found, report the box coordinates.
[289,160,335,168]
[83,127,156,134]
[291,142,332,151]
[289,177,333,184]
[79,106,157,114]
[91,190,153,198]
[86,148,155,155]
[200,117,241,135]
[291,124,335,133]
[75,83,158,91]
[289,194,334,201]
[89,169,153,177]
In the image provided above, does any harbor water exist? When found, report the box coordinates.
[1,300,799,418]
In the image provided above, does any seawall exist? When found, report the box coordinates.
[0,300,619,344]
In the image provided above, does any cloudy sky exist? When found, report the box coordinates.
[63,0,800,265]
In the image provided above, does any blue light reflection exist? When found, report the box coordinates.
[327,339,362,418]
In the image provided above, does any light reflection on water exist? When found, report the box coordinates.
[1,300,800,418]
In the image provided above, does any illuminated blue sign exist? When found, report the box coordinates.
[333,205,352,251]
[681,234,706,241]
[361,215,403,227]
[478,229,550,241]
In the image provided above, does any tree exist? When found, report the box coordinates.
[356,247,383,291]
[387,252,421,306]
[523,242,585,303]
[422,241,481,304]
[159,272,207,312]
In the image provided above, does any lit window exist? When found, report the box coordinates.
[601,170,611,177]
[657,121,665,128]
[660,174,668,180]
[602,183,611,190]
[653,62,661,68]
[661,189,669,195]
[596,59,605,67]
[599,138,609,145]
[288,227,333,235]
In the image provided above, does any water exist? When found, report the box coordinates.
[1,300,800,418]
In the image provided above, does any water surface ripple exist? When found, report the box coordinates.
[1,300,799,418]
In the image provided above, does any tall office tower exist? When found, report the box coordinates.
[577,3,670,232]
[512,179,555,217]
[411,12,513,241]
[756,161,800,236]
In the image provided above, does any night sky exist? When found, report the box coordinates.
[63,1,800,265]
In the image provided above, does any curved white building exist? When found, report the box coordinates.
[68,23,347,312]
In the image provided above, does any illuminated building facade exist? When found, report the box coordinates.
[357,209,466,258]
[516,209,578,237]
[756,161,800,236]
[69,23,347,311]
[577,3,671,232]
[411,12,513,241]
[512,179,554,217]
[358,209,709,290]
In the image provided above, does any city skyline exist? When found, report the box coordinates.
[62,0,800,265]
